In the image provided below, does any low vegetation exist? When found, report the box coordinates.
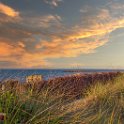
[0,72,124,124]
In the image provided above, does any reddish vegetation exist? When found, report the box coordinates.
[0,113,5,121]
[41,72,122,96]
[1,72,123,97]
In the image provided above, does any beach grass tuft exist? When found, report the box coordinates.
[0,72,124,124]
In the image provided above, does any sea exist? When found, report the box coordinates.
[0,69,124,82]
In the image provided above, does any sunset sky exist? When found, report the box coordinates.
[0,0,124,69]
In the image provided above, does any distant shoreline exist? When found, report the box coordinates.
[0,69,124,83]
[64,69,124,73]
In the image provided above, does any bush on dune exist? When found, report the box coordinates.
[64,75,124,124]
[43,72,122,97]
[0,72,124,124]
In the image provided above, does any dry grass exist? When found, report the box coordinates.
[0,72,123,124]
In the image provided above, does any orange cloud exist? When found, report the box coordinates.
[0,41,51,68]
[0,42,24,57]
[18,42,25,48]
[34,6,124,60]
[36,35,108,58]
[1,2,124,68]
[0,2,19,17]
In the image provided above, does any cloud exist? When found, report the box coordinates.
[34,3,124,59]
[0,40,52,68]
[1,1,124,68]
[35,34,108,58]
[18,42,25,48]
[0,2,19,17]
[0,2,20,24]
[44,0,63,7]
[24,15,62,28]
[0,41,24,57]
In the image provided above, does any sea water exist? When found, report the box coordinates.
[0,69,123,82]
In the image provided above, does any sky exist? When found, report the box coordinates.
[0,0,124,69]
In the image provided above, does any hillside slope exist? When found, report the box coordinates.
[0,72,124,124]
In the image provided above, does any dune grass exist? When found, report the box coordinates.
[0,72,124,124]
[0,86,66,124]
[65,75,124,124]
